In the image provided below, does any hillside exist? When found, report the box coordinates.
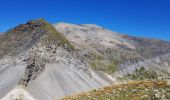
[63,80,170,100]
[0,19,115,100]
[54,23,138,74]
[54,23,170,78]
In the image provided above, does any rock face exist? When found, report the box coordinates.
[0,19,115,100]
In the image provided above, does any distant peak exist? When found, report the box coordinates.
[0,18,74,58]
[54,22,103,30]
[78,24,103,28]
[54,22,77,28]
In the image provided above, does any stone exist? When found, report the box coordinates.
[145,89,149,91]
[155,92,161,98]
[141,95,149,99]
[161,95,167,100]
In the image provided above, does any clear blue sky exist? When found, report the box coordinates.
[0,0,170,41]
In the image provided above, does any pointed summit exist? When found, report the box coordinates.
[0,19,74,59]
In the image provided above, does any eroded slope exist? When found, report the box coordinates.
[0,19,115,100]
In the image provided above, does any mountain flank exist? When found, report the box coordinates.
[54,23,170,78]
[0,19,115,100]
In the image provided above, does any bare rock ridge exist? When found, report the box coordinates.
[0,19,115,100]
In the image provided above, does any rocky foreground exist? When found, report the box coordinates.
[63,80,170,100]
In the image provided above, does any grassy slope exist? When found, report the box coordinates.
[40,19,74,50]
[63,80,170,100]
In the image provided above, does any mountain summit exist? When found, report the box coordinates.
[0,19,73,58]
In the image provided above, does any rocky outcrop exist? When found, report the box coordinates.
[19,52,45,87]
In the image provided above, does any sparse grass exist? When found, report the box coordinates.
[103,61,117,74]
[125,67,159,80]
[90,60,117,74]
[87,52,104,60]
[90,61,98,70]
[0,19,75,58]
[39,19,74,50]
[62,80,170,100]
[88,52,118,74]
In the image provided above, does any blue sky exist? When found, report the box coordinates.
[0,0,170,41]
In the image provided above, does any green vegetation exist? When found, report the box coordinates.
[103,61,117,74]
[87,51,118,74]
[90,60,117,74]
[40,19,74,50]
[87,52,104,70]
[90,61,98,70]
[86,52,104,61]
[126,67,159,80]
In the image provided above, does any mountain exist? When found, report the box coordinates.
[0,19,169,100]
[0,19,114,100]
[54,23,170,78]
[118,36,170,77]
[54,23,137,74]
